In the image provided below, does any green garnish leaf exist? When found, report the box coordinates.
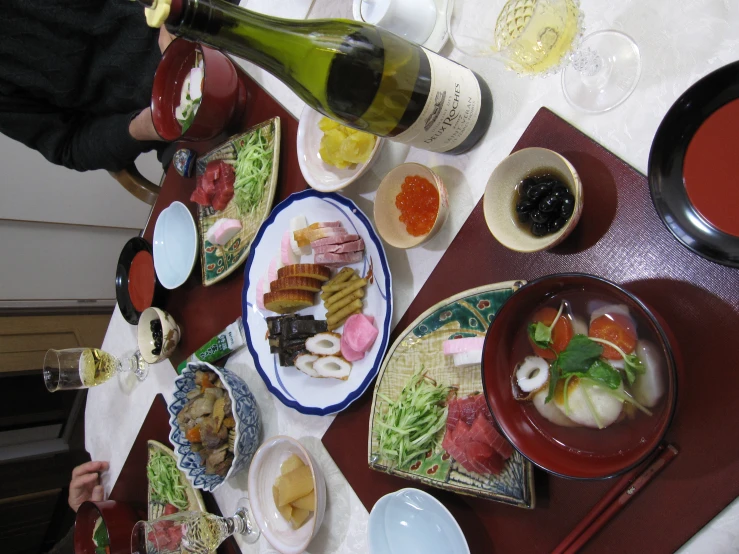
[545,358,560,404]
[622,354,645,385]
[558,334,603,374]
[528,322,552,349]
[586,359,621,390]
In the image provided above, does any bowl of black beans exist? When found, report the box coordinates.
[137,307,181,364]
[483,147,583,252]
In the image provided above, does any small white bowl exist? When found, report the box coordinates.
[153,201,198,289]
[137,307,180,364]
[246,436,327,554]
[368,488,469,554]
[297,106,384,192]
[483,148,583,253]
[374,163,449,249]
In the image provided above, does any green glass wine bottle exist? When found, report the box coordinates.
[141,0,493,154]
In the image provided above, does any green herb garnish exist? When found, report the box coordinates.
[376,367,453,470]
[528,301,565,349]
[588,336,645,385]
[231,129,272,216]
[147,450,188,510]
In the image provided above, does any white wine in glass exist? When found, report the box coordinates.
[43,347,149,392]
[493,0,580,74]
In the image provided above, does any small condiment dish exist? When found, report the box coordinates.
[153,201,199,289]
[297,106,384,192]
[483,147,583,252]
[374,162,449,249]
[368,488,469,554]
[246,435,327,554]
[137,307,180,364]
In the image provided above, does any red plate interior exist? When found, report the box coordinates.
[483,273,677,479]
[683,98,739,237]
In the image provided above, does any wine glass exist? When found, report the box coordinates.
[447,0,642,113]
[131,504,260,554]
[43,347,149,392]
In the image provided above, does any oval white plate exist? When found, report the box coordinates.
[352,0,449,52]
[297,106,384,193]
[368,488,469,554]
[153,201,198,289]
[242,189,393,415]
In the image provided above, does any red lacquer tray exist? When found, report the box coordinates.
[322,107,739,553]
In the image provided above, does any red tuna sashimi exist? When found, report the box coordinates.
[459,397,477,426]
[452,418,471,444]
[212,186,234,211]
[469,414,513,460]
[190,185,211,206]
[476,450,506,475]
[446,398,460,432]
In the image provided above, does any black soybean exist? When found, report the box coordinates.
[517,211,531,224]
[526,184,549,202]
[530,210,549,224]
[532,222,548,236]
[519,177,537,197]
[539,194,560,213]
[548,217,568,232]
[552,183,569,197]
[560,195,575,218]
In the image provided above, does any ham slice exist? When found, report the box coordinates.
[314,251,363,268]
[311,234,361,247]
[312,239,365,255]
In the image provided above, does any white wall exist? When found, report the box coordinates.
[0,133,164,302]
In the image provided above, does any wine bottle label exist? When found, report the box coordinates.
[393,50,483,152]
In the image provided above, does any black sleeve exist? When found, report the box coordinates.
[45,525,74,554]
[0,95,160,172]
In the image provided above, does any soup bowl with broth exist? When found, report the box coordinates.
[482,273,677,479]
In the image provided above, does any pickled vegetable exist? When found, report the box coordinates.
[318,117,376,169]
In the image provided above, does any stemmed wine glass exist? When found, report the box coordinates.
[447,0,642,113]
[131,503,260,554]
[43,347,149,392]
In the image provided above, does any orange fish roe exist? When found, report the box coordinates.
[395,175,439,237]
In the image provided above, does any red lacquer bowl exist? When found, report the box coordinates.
[74,500,139,554]
[482,273,677,479]
[151,38,246,141]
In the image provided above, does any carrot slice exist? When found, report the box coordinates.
[529,306,574,360]
[589,314,637,359]
[185,426,201,443]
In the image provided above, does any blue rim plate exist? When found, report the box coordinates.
[242,189,393,415]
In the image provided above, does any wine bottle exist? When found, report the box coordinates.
[141,0,493,154]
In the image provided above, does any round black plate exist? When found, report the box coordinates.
[115,237,164,325]
[648,60,739,268]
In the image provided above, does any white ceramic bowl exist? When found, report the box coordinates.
[369,488,469,554]
[153,201,198,289]
[483,147,583,253]
[297,106,384,192]
[374,162,449,249]
[246,436,327,554]
[137,307,180,364]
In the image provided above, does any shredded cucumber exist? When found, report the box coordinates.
[231,129,272,216]
[147,450,188,510]
[375,367,453,469]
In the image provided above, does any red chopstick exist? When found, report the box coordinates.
[552,443,679,554]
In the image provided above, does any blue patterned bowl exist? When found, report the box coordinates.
[169,362,262,492]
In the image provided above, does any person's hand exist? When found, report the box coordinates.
[69,461,109,513]
[159,27,175,53]
[129,108,164,142]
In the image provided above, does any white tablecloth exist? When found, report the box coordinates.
[87,0,739,552]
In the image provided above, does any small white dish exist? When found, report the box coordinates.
[153,201,198,289]
[353,0,449,52]
[247,436,327,554]
[368,488,469,554]
[137,307,181,364]
[297,106,384,193]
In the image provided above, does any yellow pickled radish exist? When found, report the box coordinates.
[317,118,376,169]
[340,132,375,164]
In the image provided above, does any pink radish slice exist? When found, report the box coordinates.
[281,230,300,265]
[340,333,366,362]
[268,255,283,282]
[443,337,485,356]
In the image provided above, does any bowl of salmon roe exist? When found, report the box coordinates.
[374,163,449,248]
